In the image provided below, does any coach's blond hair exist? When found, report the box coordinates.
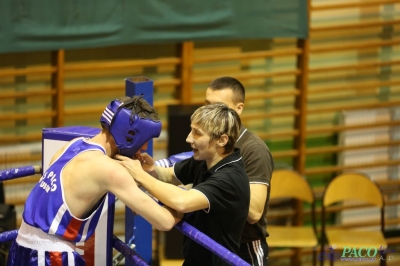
[191,103,241,154]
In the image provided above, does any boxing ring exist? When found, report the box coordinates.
[0,77,250,266]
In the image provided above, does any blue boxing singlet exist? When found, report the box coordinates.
[23,137,110,242]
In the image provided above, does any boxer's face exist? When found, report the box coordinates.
[186,123,217,163]
[205,88,243,115]
[134,142,149,158]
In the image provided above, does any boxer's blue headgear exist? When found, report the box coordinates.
[100,96,161,158]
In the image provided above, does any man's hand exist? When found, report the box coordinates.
[115,154,148,184]
[134,152,156,174]
[117,154,178,184]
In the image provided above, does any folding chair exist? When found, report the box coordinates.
[268,169,318,266]
[320,172,387,266]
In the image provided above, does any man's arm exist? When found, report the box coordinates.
[138,172,208,213]
[247,184,268,224]
[116,155,208,213]
[96,156,183,231]
[153,165,182,185]
[241,142,273,224]
[129,153,182,185]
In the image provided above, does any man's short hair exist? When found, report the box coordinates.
[117,95,160,121]
[208,76,245,104]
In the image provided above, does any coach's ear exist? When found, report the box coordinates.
[234,102,244,115]
[217,134,228,147]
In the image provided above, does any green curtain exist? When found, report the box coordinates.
[0,0,308,54]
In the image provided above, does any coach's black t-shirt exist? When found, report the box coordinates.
[174,149,250,266]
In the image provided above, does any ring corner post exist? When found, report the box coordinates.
[125,76,154,265]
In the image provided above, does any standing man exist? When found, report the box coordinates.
[205,77,274,266]
[117,103,250,266]
[156,77,275,265]
[7,95,182,266]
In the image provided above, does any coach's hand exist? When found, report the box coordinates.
[134,152,156,173]
[115,154,147,184]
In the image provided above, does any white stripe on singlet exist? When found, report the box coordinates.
[79,218,91,242]
[49,203,68,235]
